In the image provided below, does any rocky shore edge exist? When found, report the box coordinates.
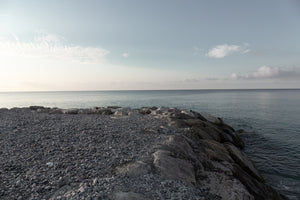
[0,106,287,200]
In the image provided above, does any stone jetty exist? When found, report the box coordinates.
[0,106,286,200]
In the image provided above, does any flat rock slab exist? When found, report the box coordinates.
[153,150,196,186]
[115,161,151,177]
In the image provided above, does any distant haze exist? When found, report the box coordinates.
[0,0,300,91]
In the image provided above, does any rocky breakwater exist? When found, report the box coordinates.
[0,106,286,200]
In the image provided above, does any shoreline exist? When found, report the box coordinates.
[0,106,287,199]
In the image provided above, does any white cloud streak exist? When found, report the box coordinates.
[230,66,300,80]
[0,33,109,63]
[206,43,250,58]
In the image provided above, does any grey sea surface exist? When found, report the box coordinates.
[0,89,299,199]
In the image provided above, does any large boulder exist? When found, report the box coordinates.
[219,127,245,149]
[115,161,151,177]
[183,119,222,142]
[199,140,234,163]
[200,113,223,125]
[200,171,254,200]
[225,143,264,182]
[138,107,151,115]
[92,107,113,115]
[186,127,215,141]
[157,135,197,162]
[114,107,133,116]
[232,164,286,200]
[29,106,45,111]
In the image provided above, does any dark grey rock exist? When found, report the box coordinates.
[139,108,151,115]
[199,140,234,163]
[225,143,264,182]
[29,106,45,110]
[232,164,286,200]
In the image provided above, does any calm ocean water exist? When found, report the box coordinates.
[0,89,299,199]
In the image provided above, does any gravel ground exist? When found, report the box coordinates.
[0,108,207,200]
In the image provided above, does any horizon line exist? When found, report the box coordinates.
[1,88,300,93]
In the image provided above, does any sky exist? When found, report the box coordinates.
[0,0,300,91]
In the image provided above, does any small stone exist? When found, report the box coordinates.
[46,162,54,167]
[92,178,98,185]
[78,186,85,193]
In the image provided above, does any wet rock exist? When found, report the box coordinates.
[139,107,151,115]
[237,129,245,133]
[222,123,235,132]
[201,113,223,125]
[225,143,263,182]
[219,128,245,149]
[232,164,285,200]
[232,133,245,149]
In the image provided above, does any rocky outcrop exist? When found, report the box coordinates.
[2,106,285,200]
[147,107,285,200]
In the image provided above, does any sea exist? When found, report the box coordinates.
[0,89,299,199]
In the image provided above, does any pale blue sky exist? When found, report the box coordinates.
[0,0,300,91]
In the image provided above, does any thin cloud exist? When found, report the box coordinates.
[0,33,109,64]
[193,46,204,55]
[206,43,250,58]
[230,66,300,80]
[122,52,129,58]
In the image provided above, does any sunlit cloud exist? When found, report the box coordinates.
[206,43,250,58]
[230,65,300,80]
